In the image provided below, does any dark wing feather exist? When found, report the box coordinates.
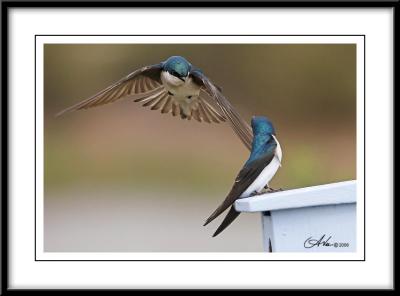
[204,140,277,228]
[56,63,163,116]
[190,69,253,150]
[194,96,226,123]
[212,206,240,237]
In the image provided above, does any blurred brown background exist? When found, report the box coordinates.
[44,44,356,252]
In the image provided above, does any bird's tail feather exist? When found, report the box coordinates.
[203,203,228,227]
[212,206,240,237]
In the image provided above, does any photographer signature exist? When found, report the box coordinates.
[304,234,349,249]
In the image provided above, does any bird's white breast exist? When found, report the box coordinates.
[161,71,185,87]
[240,136,282,198]
[160,71,200,99]
[273,135,282,163]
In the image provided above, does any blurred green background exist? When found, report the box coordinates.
[44,44,356,252]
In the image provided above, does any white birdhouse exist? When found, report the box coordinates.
[234,180,357,252]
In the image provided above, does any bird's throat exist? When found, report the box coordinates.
[161,71,185,87]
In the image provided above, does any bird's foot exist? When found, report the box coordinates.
[250,187,283,197]
[250,188,270,197]
[259,187,270,194]
[250,191,259,197]
[261,185,284,193]
[268,187,283,193]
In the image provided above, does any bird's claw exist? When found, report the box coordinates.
[250,187,274,197]
[258,187,284,194]
[268,187,283,193]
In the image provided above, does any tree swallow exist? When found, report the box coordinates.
[204,116,282,237]
[57,56,253,150]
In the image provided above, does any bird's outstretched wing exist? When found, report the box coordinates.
[56,63,164,117]
[185,92,227,123]
[204,139,277,236]
[190,69,253,150]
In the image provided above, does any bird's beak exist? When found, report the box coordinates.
[178,76,185,82]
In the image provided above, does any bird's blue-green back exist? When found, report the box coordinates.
[245,116,277,166]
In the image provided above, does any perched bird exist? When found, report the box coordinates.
[204,116,282,237]
[57,56,253,150]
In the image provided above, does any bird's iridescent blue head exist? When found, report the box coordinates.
[251,116,276,136]
[163,56,191,80]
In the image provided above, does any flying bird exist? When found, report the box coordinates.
[204,116,282,237]
[57,56,253,150]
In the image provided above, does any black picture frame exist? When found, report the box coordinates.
[1,0,397,292]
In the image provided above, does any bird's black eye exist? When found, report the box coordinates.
[187,96,192,99]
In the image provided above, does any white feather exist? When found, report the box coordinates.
[160,71,203,117]
[161,71,185,87]
[160,71,200,99]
